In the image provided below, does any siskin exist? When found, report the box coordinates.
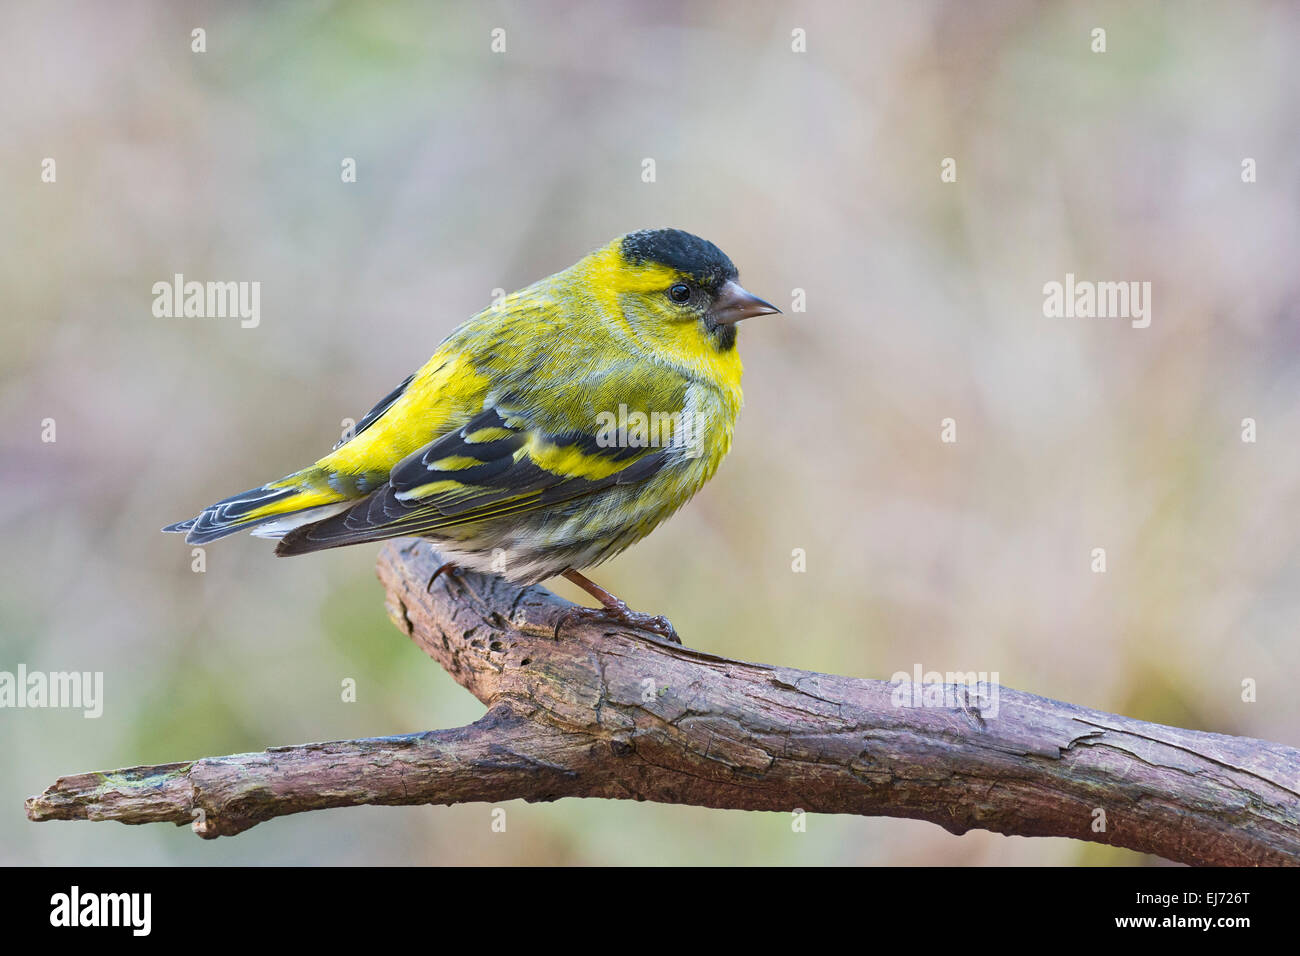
[164,229,779,640]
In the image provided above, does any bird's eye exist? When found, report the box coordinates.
[668,283,691,303]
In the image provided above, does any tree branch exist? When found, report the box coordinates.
[27,540,1300,864]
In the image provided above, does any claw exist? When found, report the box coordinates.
[553,608,573,642]
[427,561,459,594]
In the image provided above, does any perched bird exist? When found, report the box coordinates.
[164,229,779,640]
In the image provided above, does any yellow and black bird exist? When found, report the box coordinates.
[164,229,779,639]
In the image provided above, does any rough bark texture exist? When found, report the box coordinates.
[26,539,1300,864]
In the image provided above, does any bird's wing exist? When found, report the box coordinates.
[274,406,670,555]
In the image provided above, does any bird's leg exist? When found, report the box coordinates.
[555,570,681,644]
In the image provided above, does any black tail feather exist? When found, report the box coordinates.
[163,485,298,545]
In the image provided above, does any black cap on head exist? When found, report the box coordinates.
[621,229,738,290]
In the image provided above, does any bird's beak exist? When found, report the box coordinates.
[709,280,782,326]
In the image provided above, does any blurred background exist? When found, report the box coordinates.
[3,0,1298,865]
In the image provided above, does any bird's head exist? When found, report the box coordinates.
[577,229,780,356]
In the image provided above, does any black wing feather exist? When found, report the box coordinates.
[276,409,666,556]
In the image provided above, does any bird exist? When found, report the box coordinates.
[164,228,780,641]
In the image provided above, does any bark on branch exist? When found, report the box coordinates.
[26,540,1300,865]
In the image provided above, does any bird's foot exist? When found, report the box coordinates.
[553,602,681,644]
[553,569,681,643]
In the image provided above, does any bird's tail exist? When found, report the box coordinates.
[162,471,349,546]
